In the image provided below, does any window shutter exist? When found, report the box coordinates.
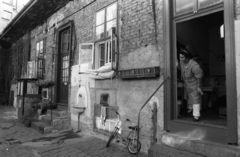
[37,58,44,79]
[79,43,94,72]
[27,61,36,78]
[43,38,46,77]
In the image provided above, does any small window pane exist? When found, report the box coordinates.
[36,43,39,56]
[3,11,12,20]
[20,82,24,95]
[198,0,223,9]
[66,70,68,77]
[96,25,105,40]
[39,41,43,57]
[40,41,43,50]
[107,3,117,21]
[175,0,194,15]
[106,20,116,37]
[96,10,105,26]
[17,82,21,95]
[39,60,42,68]
[65,61,69,68]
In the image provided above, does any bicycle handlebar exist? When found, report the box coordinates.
[115,111,131,122]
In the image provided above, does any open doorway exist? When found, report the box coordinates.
[176,11,227,126]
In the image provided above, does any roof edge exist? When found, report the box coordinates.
[0,0,38,41]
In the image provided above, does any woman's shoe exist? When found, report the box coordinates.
[187,109,193,113]
[193,116,200,122]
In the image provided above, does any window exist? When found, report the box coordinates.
[62,55,69,82]
[2,10,12,20]
[95,2,117,40]
[94,2,118,69]
[37,58,43,78]
[36,39,45,78]
[174,0,223,15]
[95,38,116,68]
[42,88,49,99]
[36,40,44,58]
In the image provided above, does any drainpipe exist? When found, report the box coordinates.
[151,0,158,50]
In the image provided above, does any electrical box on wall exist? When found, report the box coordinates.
[117,67,160,79]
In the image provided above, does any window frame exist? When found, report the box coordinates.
[36,39,46,79]
[2,10,12,21]
[94,37,117,69]
[94,2,118,70]
[95,2,118,42]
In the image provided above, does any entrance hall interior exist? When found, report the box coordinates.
[176,11,227,126]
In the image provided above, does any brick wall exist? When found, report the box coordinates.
[236,0,240,19]
[120,0,156,54]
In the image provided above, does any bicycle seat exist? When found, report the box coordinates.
[128,125,139,131]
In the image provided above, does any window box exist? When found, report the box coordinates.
[117,67,160,79]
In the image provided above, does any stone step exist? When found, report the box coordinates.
[31,121,52,134]
[47,109,68,118]
[149,143,203,157]
[3,111,17,118]
[41,115,63,126]
[156,133,240,157]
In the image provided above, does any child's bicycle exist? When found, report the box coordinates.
[106,111,141,154]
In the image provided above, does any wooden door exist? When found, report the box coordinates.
[57,29,70,105]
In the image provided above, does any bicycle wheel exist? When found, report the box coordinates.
[127,139,141,154]
[106,128,118,147]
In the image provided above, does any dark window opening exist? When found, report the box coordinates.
[100,93,109,106]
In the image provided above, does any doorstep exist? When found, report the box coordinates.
[149,133,240,157]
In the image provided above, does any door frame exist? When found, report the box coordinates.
[163,0,237,144]
[54,21,73,109]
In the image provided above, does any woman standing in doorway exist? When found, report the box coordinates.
[178,49,203,121]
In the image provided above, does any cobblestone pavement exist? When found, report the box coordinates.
[0,106,148,157]
[35,135,147,157]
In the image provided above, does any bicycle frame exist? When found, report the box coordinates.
[111,112,139,145]
[106,111,142,154]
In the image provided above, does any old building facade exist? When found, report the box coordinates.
[0,0,240,156]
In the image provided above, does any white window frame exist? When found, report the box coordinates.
[95,2,117,40]
[36,40,43,58]
[2,10,12,20]
[95,28,117,69]
[36,40,45,79]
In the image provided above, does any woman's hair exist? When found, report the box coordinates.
[179,49,192,59]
